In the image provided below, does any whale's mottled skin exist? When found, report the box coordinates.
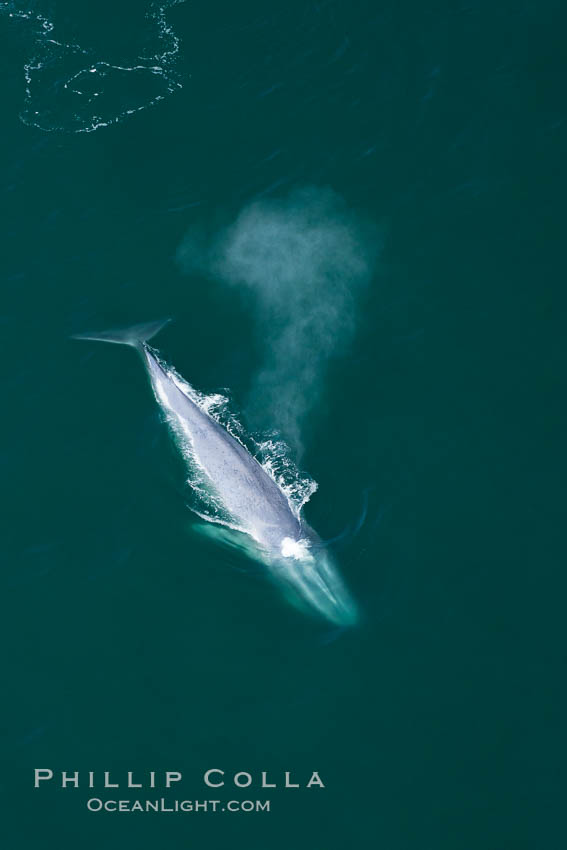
[75,320,358,626]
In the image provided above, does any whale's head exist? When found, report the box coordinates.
[268,533,359,627]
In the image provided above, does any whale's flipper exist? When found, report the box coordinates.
[72,318,171,349]
[312,489,371,550]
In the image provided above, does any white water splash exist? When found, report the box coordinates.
[252,437,318,517]
[148,348,318,532]
[0,0,186,133]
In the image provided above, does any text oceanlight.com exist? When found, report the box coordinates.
[86,798,270,813]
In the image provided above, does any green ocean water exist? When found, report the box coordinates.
[1,1,565,848]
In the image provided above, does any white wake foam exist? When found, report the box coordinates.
[1,0,186,133]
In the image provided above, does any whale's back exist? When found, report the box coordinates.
[144,347,301,548]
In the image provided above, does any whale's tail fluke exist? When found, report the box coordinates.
[72,318,171,349]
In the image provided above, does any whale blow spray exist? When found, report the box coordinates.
[179,187,377,455]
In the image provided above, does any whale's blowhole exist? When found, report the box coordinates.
[280,537,311,560]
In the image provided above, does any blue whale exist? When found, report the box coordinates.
[75,319,358,626]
